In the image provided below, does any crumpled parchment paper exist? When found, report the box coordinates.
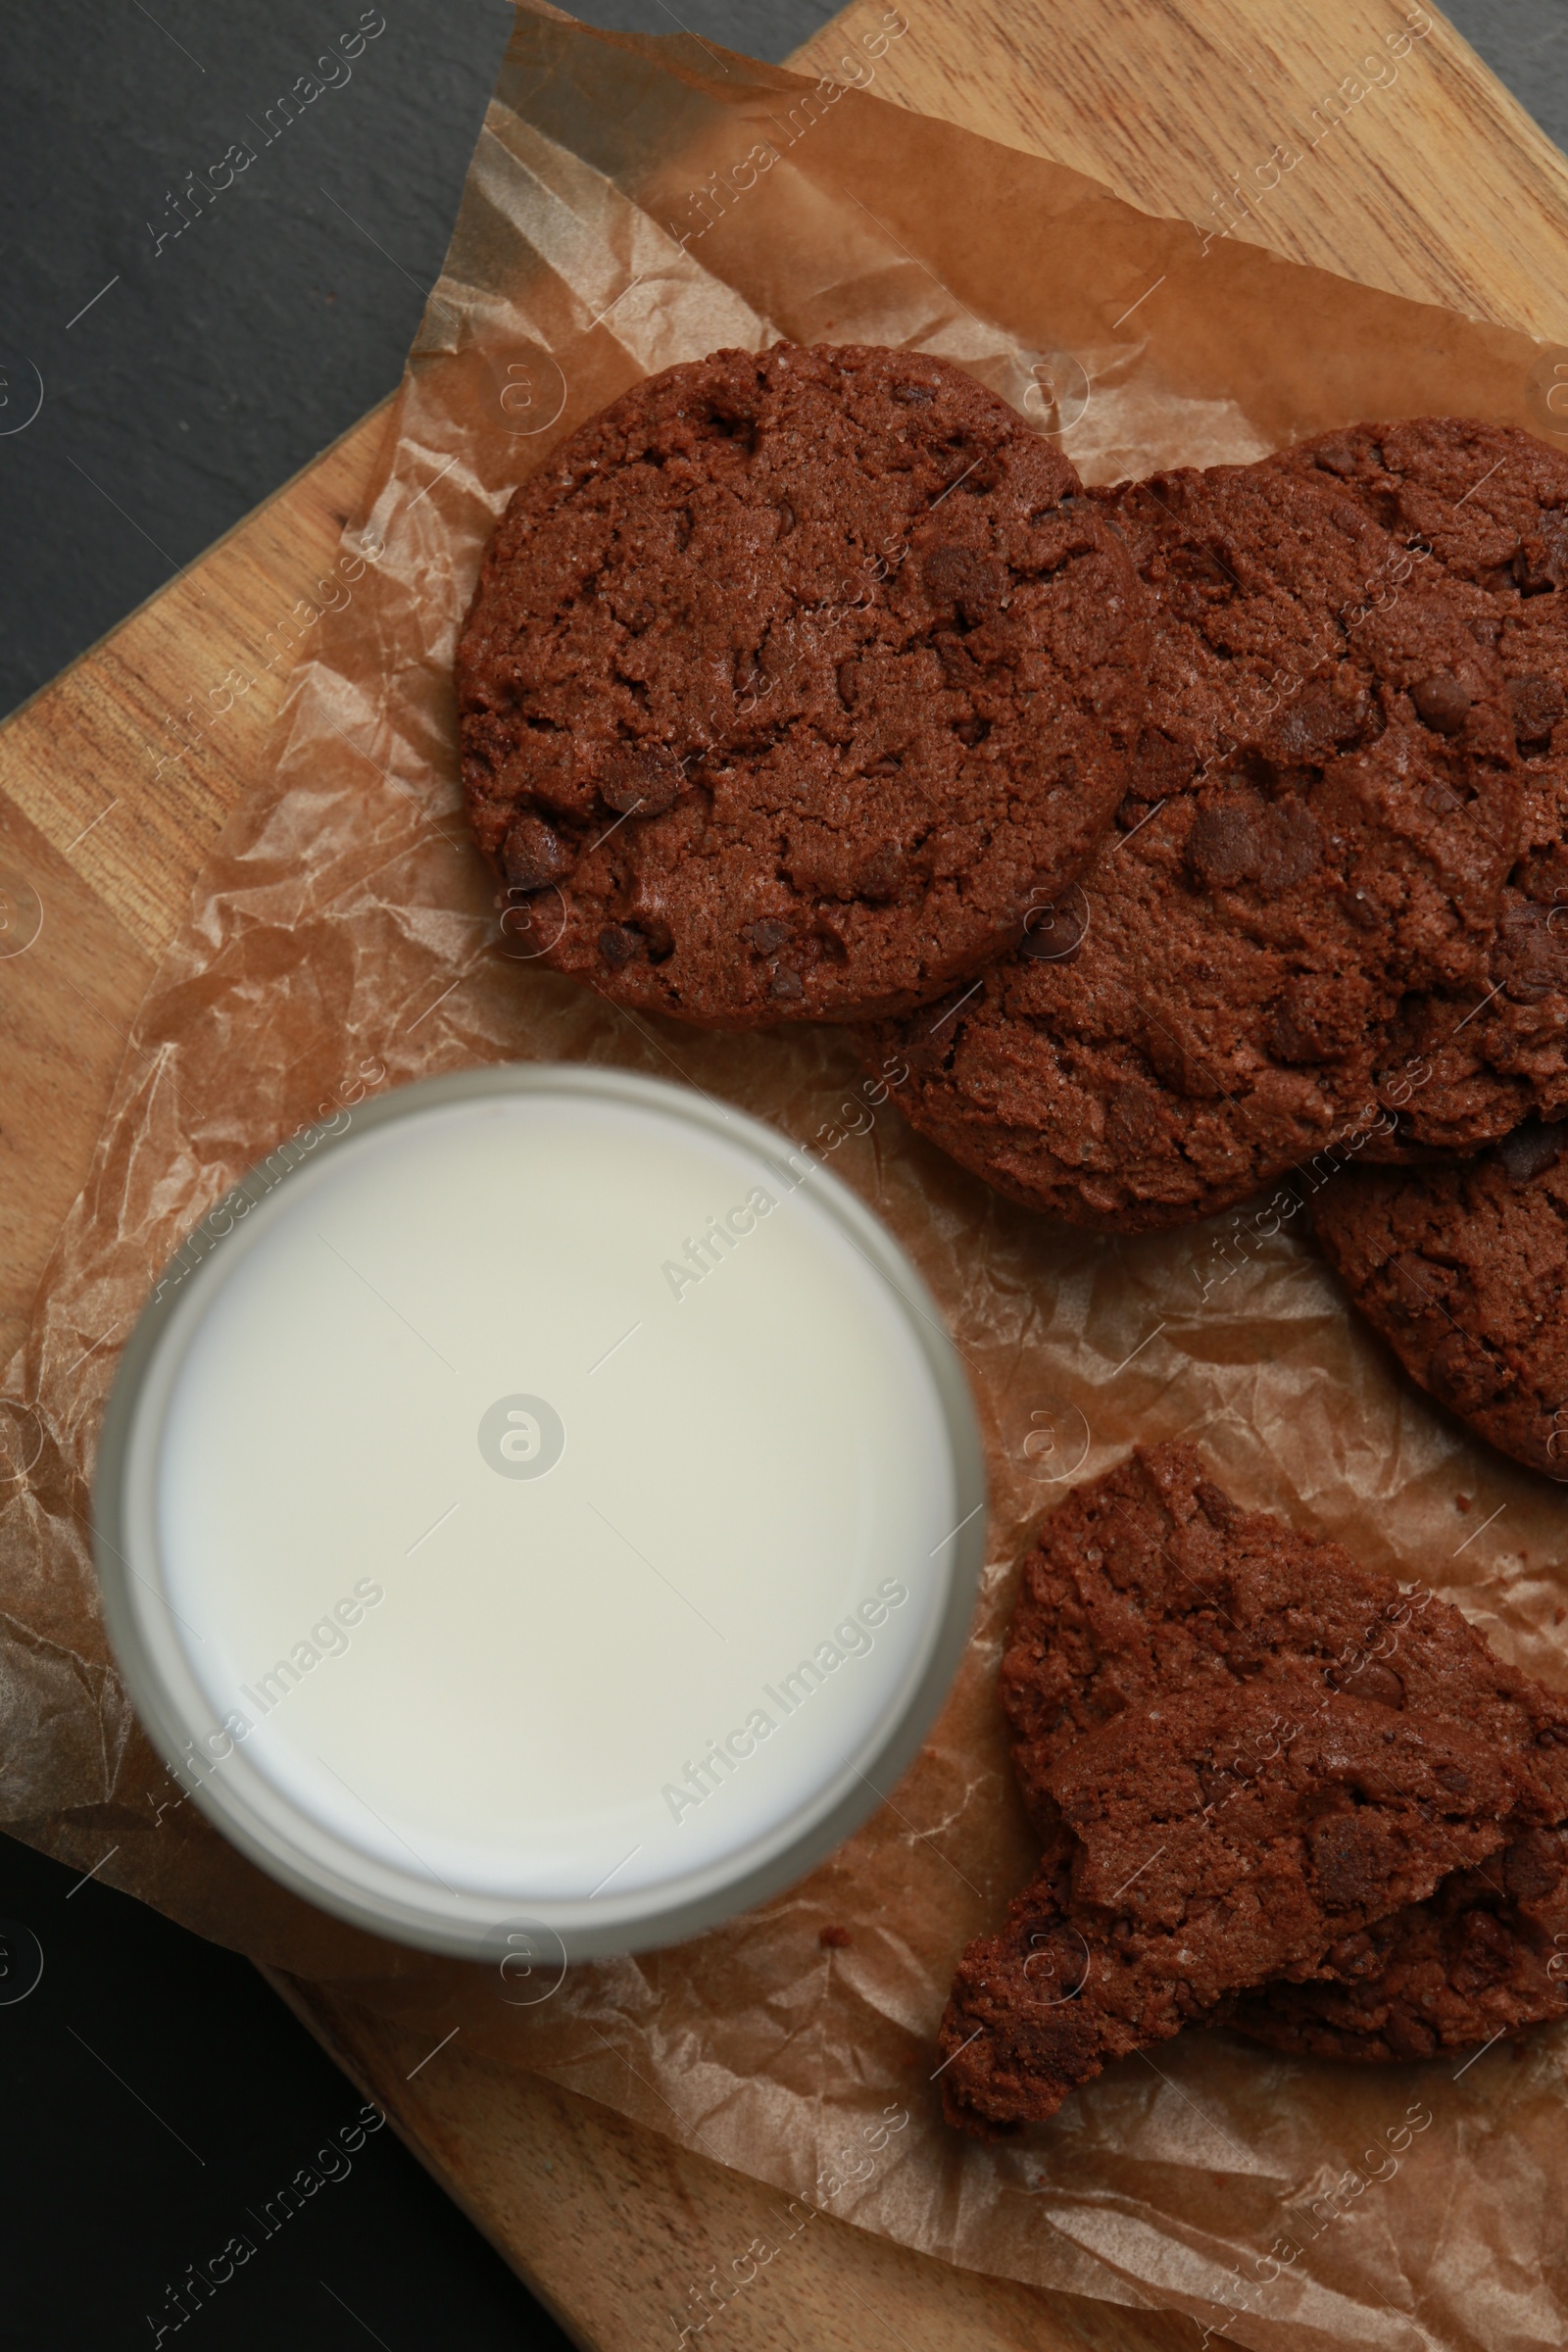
[4,8,1566,2344]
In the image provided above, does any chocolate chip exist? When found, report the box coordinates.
[855,842,906,903]
[598,924,644,968]
[744,917,793,956]
[598,742,682,816]
[891,381,936,405]
[1020,894,1089,964]
[1513,511,1568,594]
[1348,1663,1405,1709]
[769,966,805,1002]
[1312,443,1358,477]
[501,813,571,893]
[920,541,1005,624]
[1184,803,1258,888]
[953,714,991,747]
[836,662,858,709]
[1139,1021,1224,1097]
[1495,1119,1568,1185]
[1410,670,1476,734]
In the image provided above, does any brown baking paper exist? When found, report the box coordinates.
[5,8,1568,2343]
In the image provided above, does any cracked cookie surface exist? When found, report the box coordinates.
[939,1673,1538,2132]
[986,1442,1568,2086]
[1001,1442,1568,1824]
[457,342,1151,1026]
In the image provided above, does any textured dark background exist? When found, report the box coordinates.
[1,3,1565,2346]
[0,0,845,723]
[0,1,1564,726]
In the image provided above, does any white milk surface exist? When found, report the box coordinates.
[154,1093,958,1902]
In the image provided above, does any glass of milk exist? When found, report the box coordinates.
[94,1064,986,1959]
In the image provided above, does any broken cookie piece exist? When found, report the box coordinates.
[1001,1441,1568,1824]
[1229,1830,1568,2063]
[938,1444,1568,2122]
[938,1666,1540,2132]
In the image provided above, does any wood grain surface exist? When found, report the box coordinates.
[5,3,1566,2344]
[818,0,1568,343]
[0,401,393,1369]
[266,1971,1186,2352]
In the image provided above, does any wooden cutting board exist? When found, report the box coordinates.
[6,5,1568,2344]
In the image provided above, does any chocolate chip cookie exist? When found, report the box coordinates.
[858,462,1523,1227]
[1312,1117,1568,1475]
[457,343,1151,1026]
[985,1442,1568,2082]
[1265,419,1568,1147]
